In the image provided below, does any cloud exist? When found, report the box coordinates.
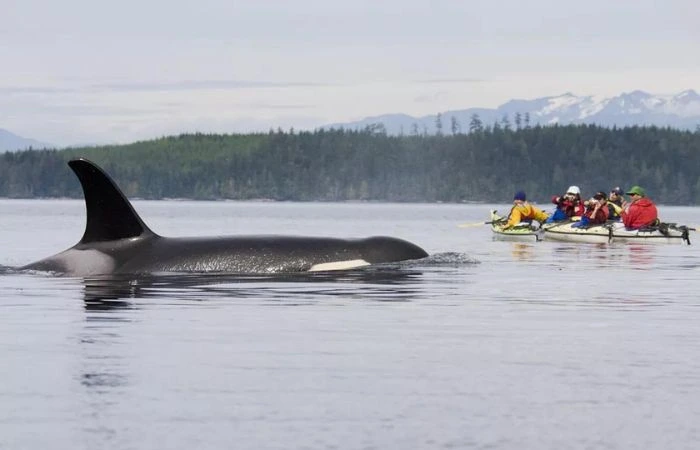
[0,86,78,94]
[0,98,164,117]
[414,91,451,104]
[92,79,332,92]
[414,78,486,84]
[0,79,332,96]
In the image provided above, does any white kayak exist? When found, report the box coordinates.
[541,220,694,245]
[489,210,543,242]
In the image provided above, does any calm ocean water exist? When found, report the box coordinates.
[2,199,700,450]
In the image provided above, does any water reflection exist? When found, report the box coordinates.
[626,245,655,268]
[81,267,428,310]
[76,266,431,442]
[78,300,131,445]
[510,243,535,261]
[546,242,659,269]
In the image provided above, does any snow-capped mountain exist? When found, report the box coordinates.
[0,128,54,152]
[324,90,700,134]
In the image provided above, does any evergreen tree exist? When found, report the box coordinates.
[501,114,511,131]
[468,114,483,133]
[450,116,461,135]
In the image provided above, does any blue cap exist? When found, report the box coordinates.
[514,190,526,201]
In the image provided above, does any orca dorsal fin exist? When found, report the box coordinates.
[68,158,156,243]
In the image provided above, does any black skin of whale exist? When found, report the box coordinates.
[21,158,428,276]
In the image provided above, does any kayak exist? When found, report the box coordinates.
[541,220,694,245]
[490,210,543,242]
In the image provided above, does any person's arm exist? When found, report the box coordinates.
[621,205,638,228]
[608,202,622,215]
[534,207,549,223]
[587,204,599,220]
[591,205,608,224]
[504,207,523,229]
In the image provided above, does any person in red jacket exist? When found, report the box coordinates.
[572,191,609,228]
[548,185,585,221]
[621,186,658,229]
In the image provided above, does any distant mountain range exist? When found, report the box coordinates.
[324,89,700,134]
[3,90,699,150]
[0,128,54,152]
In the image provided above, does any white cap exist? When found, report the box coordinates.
[566,185,580,195]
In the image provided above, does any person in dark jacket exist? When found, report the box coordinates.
[607,186,624,220]
[621,186,658,229]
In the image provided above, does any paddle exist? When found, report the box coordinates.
[458,207,511,228]
[458,219,505,228]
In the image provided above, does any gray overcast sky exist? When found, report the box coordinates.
[1,0,698,146]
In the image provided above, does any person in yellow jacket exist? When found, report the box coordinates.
[503,190,549,229]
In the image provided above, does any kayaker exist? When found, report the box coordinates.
[548,185,585,222]
[621,186,658,230]
[503,190,549,229]
[607,186,624,220]
[573,191,609,228]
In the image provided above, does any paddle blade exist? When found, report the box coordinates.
[458,221,487,228]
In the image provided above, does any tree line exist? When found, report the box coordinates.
[1,123,699,205]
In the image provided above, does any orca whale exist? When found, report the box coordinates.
[20,158,428,276]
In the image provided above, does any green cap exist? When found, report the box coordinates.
[625,185,646,197]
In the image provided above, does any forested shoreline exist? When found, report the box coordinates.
[1,124,699,205]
